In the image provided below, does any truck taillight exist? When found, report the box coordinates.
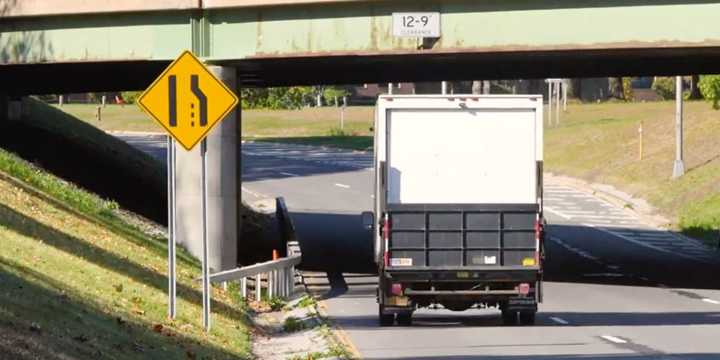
[383,215,391,267]
[534,219,543,265]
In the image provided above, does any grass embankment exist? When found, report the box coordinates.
[59,103,375,151]
[0,150,252,358]
[544,101,720,244]
[3,99,166,223]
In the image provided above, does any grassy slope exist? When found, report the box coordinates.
[0,152,251,359]
[545,101,720,243]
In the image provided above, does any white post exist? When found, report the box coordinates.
[441,81,447,95]
[256,274,262,302]
[340,105,345,130]
[58,95,64,107]
[101,95,107,108]
[241,277,247,299]
[672,76,685,179]
[388,83,393,95]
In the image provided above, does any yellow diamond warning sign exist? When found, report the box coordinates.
[137,51,239,151]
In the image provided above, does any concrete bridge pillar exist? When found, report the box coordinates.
[174,66,239,272]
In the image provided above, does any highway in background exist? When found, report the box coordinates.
[121,134,720,360]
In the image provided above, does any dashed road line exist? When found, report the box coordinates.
[702,298,720,305]
[550,317,569,325]
[601,335,627,344]
[241,186,264,198]
[335,183,351,189]
[279,171,299,177]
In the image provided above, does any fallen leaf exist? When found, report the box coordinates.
[152,324,163,333]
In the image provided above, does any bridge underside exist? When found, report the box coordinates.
[3,46,720,95]
[3,0,720,94]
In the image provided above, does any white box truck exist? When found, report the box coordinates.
[362,95,545,326]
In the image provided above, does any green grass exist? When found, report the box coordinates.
[0,151,252,358]
[52,103,161,133]
[544,101,720,245]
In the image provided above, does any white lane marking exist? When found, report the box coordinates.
[702,298,720,305]
[549,236,601,263]
[550,317,569,325]
[279,171,299,177]
[601,335,627,344]
[335,183,351,189]
[588,225,710,263]
[241,186,263,198]
[544,206,572,220]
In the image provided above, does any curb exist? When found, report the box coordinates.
[314,295,363,359]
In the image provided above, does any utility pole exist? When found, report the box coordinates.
[672,76,685,179]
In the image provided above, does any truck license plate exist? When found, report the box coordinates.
[390,258,413,266]
[392,12,441,38]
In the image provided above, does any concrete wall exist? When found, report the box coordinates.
[175,66,238,272]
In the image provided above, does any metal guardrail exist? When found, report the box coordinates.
[205,197,301,301]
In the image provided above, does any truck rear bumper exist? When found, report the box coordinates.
[384,266,540,283]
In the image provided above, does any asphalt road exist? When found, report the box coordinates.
[120,135,720,360]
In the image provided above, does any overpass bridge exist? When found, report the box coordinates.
[2,0,720,93]
[1,0,719,270]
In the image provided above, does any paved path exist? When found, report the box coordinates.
[120,135,720,360]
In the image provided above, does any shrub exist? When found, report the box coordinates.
[121,91,142,104]
[699,75,720,110]
[652,77,676,100]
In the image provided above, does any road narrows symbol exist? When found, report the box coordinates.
[168,75,177,127]
[191,74,208,127]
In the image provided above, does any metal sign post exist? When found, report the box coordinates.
[137,50,238,332]
[201,138,211,331]
[167,136,177,319]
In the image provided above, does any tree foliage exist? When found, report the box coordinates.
[241,86,349,109]
[698,75,720,110]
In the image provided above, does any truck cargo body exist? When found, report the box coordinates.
[369,95,545,326]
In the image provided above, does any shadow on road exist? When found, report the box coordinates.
[289,209,720,290]
[545,224,720,290]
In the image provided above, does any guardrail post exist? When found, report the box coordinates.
[241,277,247,299]
[280,268,286,298]
[268,271,274,299]
[256,274,262,302]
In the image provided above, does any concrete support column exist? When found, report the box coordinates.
[175,66,238,272]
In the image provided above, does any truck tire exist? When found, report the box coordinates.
[519,311,536,325]
[501,310,518,326]
[396,312,413,326]
[379,306,394,326]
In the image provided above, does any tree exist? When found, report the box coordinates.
[609,77,625,100]
[698,75,720,110]
[689,75,703,100]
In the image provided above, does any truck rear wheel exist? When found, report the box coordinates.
[378,306,394,326]
[519,311,536,325]
[396,312,413,326]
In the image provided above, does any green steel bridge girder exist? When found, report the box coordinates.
[3,0,720,65]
